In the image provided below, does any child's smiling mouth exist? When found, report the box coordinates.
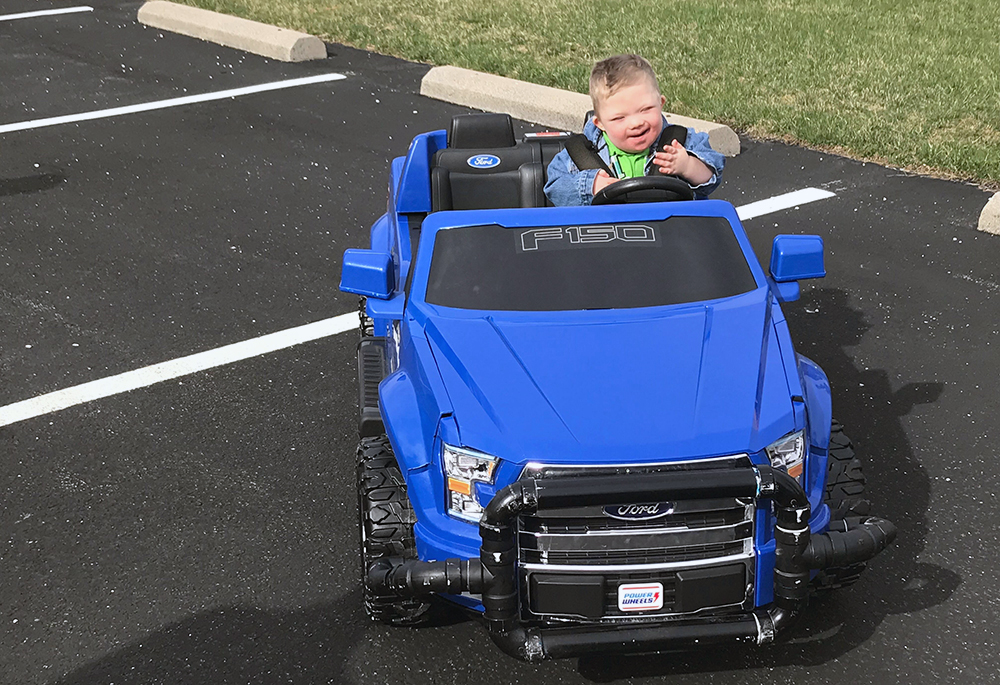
[626,127,653,147]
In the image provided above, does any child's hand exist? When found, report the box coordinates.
[653,140,693,177]
[654,141,714,185]
[593,169,618,194]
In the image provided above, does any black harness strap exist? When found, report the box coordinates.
[659,124,688,149]
[564,134,613,175]
[649,125,689,177]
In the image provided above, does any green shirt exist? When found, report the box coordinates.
[603,134,650,178]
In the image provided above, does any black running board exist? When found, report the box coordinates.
[357,337,389,438]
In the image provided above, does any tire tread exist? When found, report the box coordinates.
[357,435,432,625]
[813,420,869,592]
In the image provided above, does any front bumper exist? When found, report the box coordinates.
[367,464,895,662]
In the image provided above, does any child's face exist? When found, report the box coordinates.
[593,81,666,153]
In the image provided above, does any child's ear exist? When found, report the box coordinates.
[592,113,605,131]
[659,94,667,109]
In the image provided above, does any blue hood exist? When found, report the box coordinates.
[422,290,794,465]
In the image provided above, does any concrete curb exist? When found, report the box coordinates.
[420,65,740,157]
[137,1,326,62]
[978,192,1000,234]
[135,5,737,154]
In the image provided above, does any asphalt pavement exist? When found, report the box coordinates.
[1,2,997,684]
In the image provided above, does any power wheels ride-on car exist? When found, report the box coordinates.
[340,113,895,661]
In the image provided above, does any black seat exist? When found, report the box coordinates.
[431,114,547,211]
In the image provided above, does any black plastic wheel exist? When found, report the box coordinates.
[824,420,870,519]
[813,420,871,591]
[356,435,432,624]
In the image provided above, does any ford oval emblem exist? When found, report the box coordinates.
[603,502,674,521]
[467,154,501,169]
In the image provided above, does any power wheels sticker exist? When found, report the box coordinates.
[618,583,664,612]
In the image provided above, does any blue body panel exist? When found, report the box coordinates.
[395,131,447,214]
[349,127,834,611]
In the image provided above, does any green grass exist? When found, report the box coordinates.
[182,0,1000,186]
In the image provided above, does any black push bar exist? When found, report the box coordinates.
[366,465,895,661]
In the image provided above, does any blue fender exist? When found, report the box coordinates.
[798,353,832,450]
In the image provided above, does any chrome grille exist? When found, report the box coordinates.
[521,540,748,566]
[515,458,757,621]
[518,497,755,570]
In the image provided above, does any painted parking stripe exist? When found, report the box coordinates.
[0,6,93,22]
[736,187,836,221]
[0,313,358,428]
[0,188,836,427]
[0,73,347,134]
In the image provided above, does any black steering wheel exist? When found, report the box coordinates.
[591,175,695,205]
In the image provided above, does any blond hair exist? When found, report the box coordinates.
[589,54,660,111]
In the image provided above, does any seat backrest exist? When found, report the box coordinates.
[431,114,548,211]
[449,113,517,148]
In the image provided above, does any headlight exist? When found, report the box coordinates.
[443,443,497,522]
[766,430,805,481]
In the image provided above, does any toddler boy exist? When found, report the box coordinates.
[544,54,724,206]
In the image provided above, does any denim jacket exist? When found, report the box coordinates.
[543,116,725,206]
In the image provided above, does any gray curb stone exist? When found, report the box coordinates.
[134,6,737,154]
[979,192,1000,234]
[420,65,740,157]
[137,1,326,62]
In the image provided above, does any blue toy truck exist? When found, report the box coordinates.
[339,113,895,661]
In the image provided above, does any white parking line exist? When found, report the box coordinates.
[0,187,836,427]
[0,73,347,134]
[0,6,93,22]
[0,313,358,428]
[736,187,836,221]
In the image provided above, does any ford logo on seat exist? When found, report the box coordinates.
[467,154,501,169]
[603,502,674,521]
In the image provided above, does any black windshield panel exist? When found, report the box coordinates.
[425,217,757,311]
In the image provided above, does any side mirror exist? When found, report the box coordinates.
[769,235,824,303]
[770,235,825,281]
[340,249,394,299]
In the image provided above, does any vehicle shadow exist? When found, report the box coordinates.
[50,591,369,685]
[46,579,470,684]
[577,286,960,681]
[0,172,65,197]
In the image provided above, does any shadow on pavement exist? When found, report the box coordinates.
[577,287,960,681]
[51,592,367,685]
[49,591,471,685]
[0,173,66,197]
